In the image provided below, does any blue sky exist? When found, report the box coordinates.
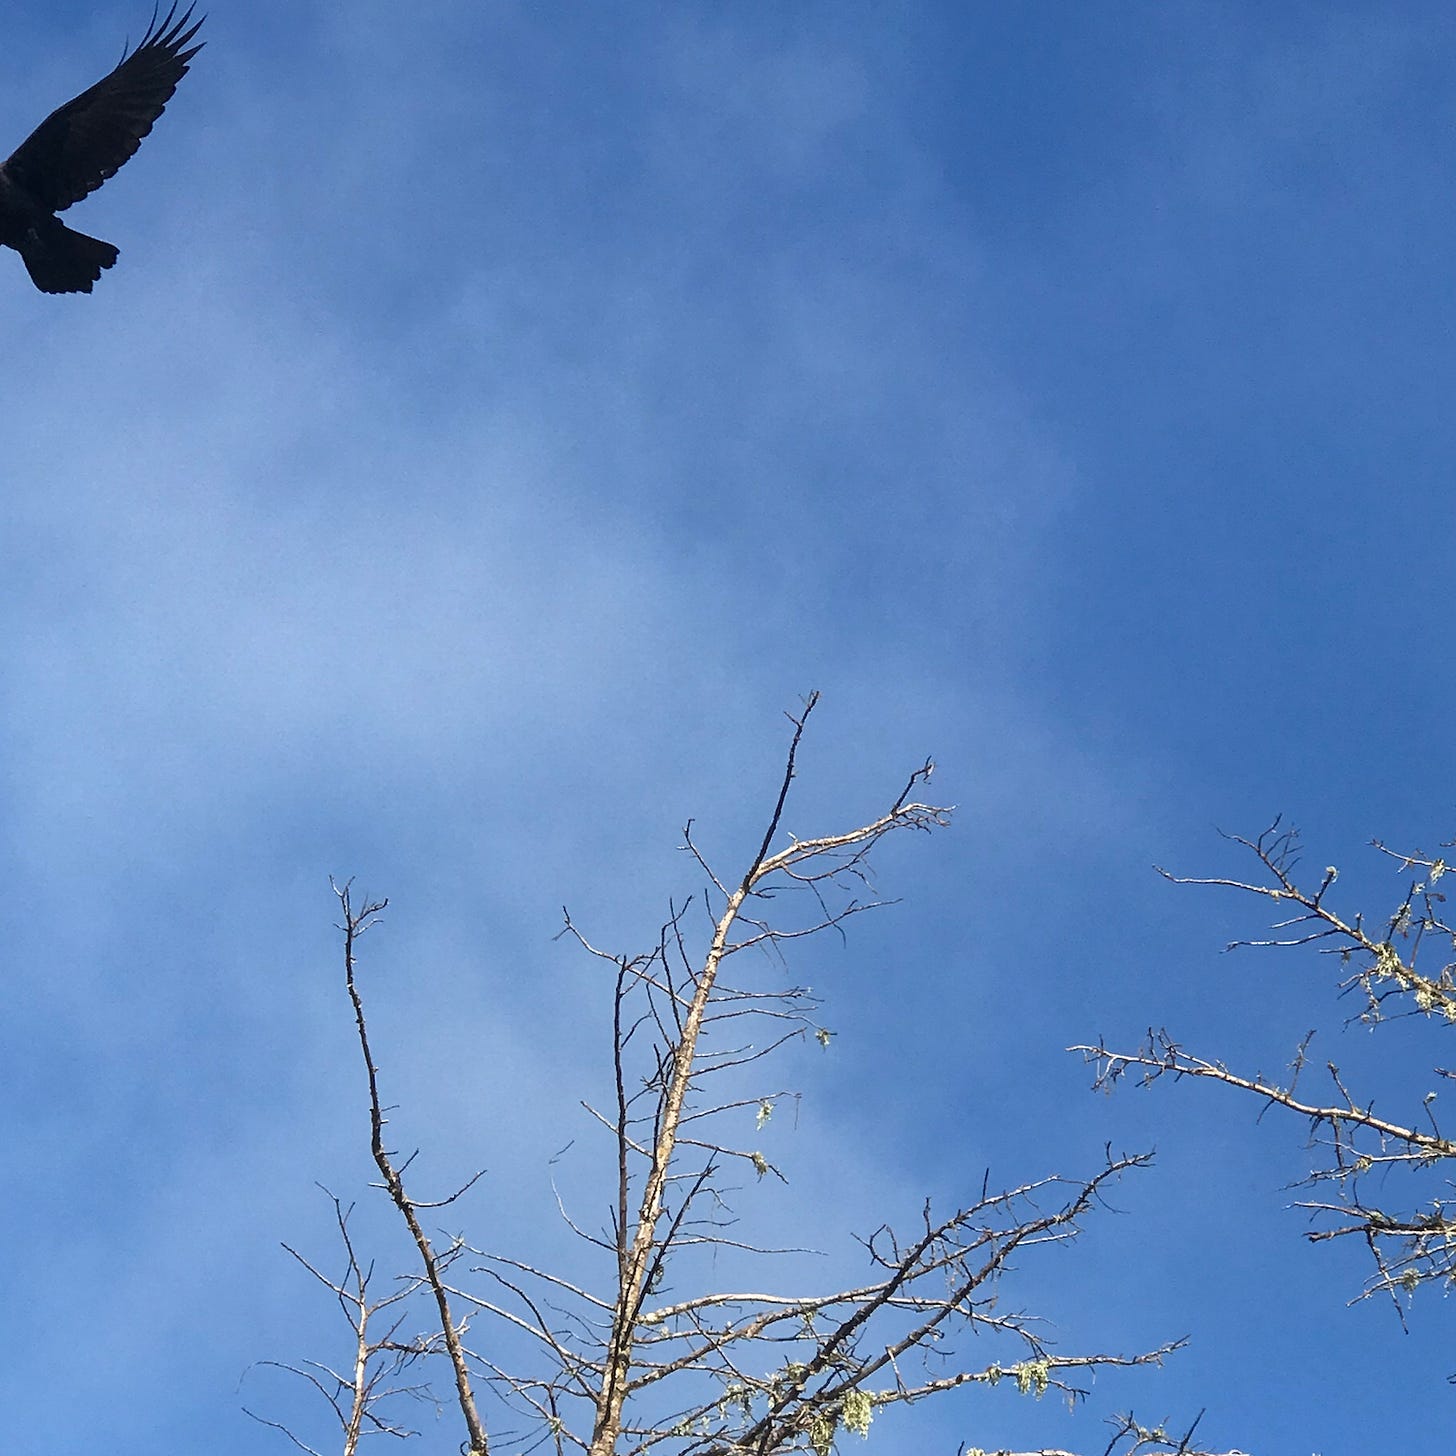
[1,3,1453,1452]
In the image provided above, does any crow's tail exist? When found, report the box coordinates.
[20,220,120,294]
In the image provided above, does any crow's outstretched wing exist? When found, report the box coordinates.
[2,4,204,214]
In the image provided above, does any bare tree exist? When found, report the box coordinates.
[1076,820,1456,1317]
[263,695,1240,1456]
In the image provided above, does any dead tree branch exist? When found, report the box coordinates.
[244,1191,436,1453]
[1077,823,1456,1313]
[335,879,491,1456]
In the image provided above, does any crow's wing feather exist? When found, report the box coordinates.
[3,4,203,213]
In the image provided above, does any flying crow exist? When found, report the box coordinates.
[0,5,203,294]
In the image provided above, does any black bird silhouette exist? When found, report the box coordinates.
[0,5,203,294]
